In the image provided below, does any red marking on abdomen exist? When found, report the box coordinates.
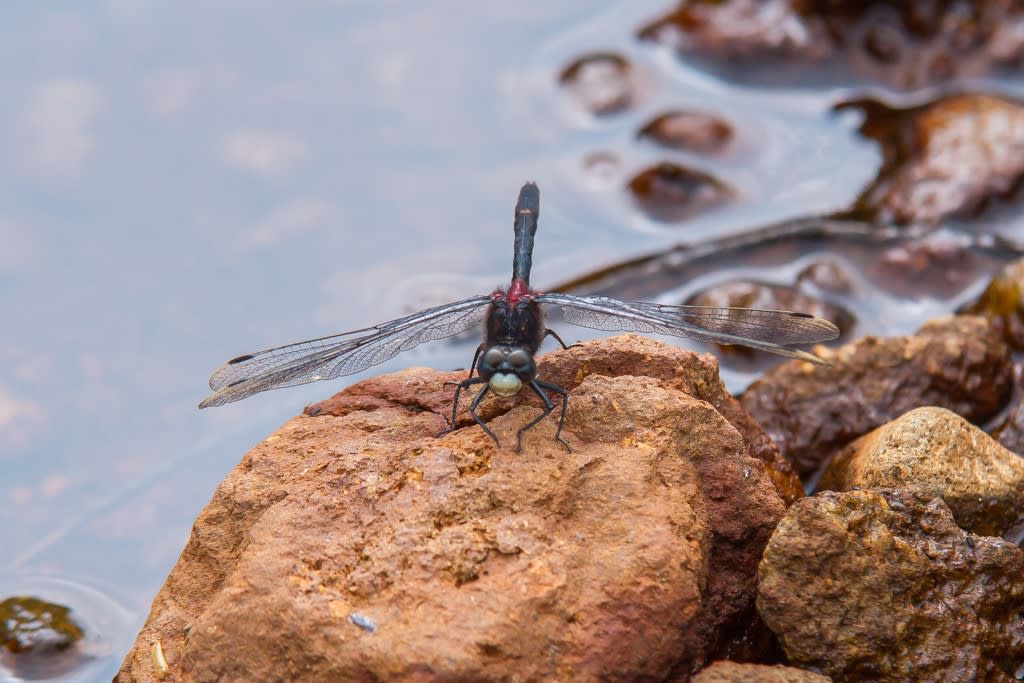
[507,279,532,304]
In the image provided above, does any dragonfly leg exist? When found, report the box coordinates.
[467,382,500,447]
[466,343,484,379]
[517,379,572,454]
[447,376,487,432]
[544,328,580,350]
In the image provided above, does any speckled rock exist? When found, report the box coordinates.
[692,661,831,683]
[817,406,1024,537]
[741,315,1012,477]
[758,488,1024,682]
[115,336,787,682]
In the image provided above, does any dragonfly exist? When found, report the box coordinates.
[199,182,839,452]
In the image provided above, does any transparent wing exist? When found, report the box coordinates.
[199,295,492,408]
[534,293,839,363]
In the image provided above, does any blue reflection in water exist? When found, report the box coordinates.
[0,2,877,679]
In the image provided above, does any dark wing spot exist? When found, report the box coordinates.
[228,353,255,364]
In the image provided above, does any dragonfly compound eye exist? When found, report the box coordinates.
[482,348,506,369]
[490,372,522,397]
[506,349,532,369]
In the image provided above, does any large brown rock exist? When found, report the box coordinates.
[311,333,803,505]
[758,488,1024,682]
[818,406,1024,537]
[741,315,1012,477]
[115,337,787,682]
[692,661,831,683]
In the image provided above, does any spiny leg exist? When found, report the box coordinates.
[446,375,487,434]
[535,379,571,453]
[467,383,500,447]
[516,379,572,454]
[465,343,485,379]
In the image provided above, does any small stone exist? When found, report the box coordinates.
[627,162,733,223]
[558,52,635,116]
[0,596,83,654]
[817,406,1024,537]
[693,660,832,683]
[636,110,734,155]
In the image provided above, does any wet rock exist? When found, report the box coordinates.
[741,315,1012,477]
[627,162,733,222]
[843,93,1024,225]
[693,661,831,683]
[638,1,1024,89]
[0,596,86,680]
[636,110,734,155]
[870,235,996,298]
[960,257,1024,351]
[0,596,83,654]
[558,52,635,116]
[116,336,788,682]
[685,281,854,358]
[992,394,1024,457]
[817,406,1024,537]
[795,259,853,295]
[757,488,1024,682]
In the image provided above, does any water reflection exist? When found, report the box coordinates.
[3,1,1023,679]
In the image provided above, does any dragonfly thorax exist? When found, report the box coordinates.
[477,345,535,397]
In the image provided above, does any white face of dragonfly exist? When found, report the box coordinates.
[480,346,535,397]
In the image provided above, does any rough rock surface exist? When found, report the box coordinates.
[311,333,803,505]
[758,488,1024,682]
[692,661,831,683]
[115,336,786,682]
[741,315,1012,477]
[817,406,1024,537]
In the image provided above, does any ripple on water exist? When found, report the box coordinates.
[0,574,133,683]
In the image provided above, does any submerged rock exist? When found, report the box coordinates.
[817,406,1024,537]
[0,596,83,655]
[115,336,787,682]
[0,596,86,680]
[758,488,1024,682]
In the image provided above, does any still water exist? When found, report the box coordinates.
[0,2,1004,680]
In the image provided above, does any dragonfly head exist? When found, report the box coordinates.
[478,345,535,397]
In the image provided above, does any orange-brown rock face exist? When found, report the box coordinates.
[115,336,787,682]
